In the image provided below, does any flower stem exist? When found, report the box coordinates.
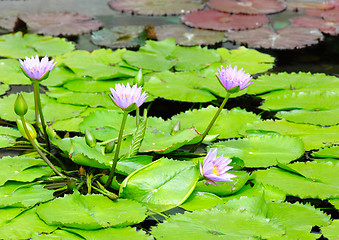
[33,81,50,150]
[20,116,65,177]
[190,92,231,153]
[136,107,140,126]
[105,111,129,188]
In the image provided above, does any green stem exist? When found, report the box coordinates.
[20,116,65,177]
[105,111,129,188]
[33,81,50,150]
[136,107,140,126]
[190,92,231,153]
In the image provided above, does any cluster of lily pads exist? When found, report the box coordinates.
[0,31,338,239]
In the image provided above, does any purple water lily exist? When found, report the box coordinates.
[19,55,56,81]
[109,83,148,111]
[217,65,253,92]
[199,148,237,185]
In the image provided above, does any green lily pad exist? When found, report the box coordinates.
[42,66,79,87]
[0,83,9,96]
[145,71,217,102]
[0,207,26,226]
[31,229,83,240]
[195,170,250,196]
[211,135,304,168]
[171,106,261,139]
[0,59,30,85]
[0,126,21,148]
[255,161,339,199]
[180,191,224,211]
[36,190,147,230]
[115,155,153,176]
[261,91,339,111]
[0,182,54,208]
[215,46,275,74]
[63,78,132,93]
[0,208,57,239]
[119,157,200,212]
[312,145,339,159]
[276,108,339,126]
[50,117,84,132]
[321,220,339,240]
[0,32,74,58]
[247,72,339,95]
[56,49,136,80]
[0,156,52,186]
[64,227,152,240]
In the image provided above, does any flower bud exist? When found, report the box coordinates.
[171,120,180,136]
[105,140,115,154]
[133,68,144,86]
[16,119,37,140]
[14,92,28,116]
[85,130,96,148]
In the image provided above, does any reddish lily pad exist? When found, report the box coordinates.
[181,9,269,31]
[0,16,25,32]
[154,24,226,46]
[322,8,339,22]
[19,12,103,36]
[208,0,287,14]
[91,26,146,49]
[291,16,339,36]
[108,0,204,16]
[288,2,335,10]
[225,25,324,49]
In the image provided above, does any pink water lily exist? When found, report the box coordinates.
[217,65,253,92]
[19,55,56,81]
[109,83,148,112]
[199,148,237,185]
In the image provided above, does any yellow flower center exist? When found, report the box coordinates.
[212,165,220,176]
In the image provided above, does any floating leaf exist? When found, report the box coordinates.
[64,78,132,93]
[145,71,217,102]
[0,156,52,186]
[276,108,339,126]
[152,207,284,239]
[0,182,54,208]
[116,155,153,176]
[0,126,20,148]
[211,135,304,168]
[181,9,269,31]
[171,106,261,139]
[225,25,324,49]
[321,220,339,240]
[312,145,339,159]
[0,208,57,239]
[31,229,82,240]
[261,91,339,111]
[0,32,75,58]
[208,0,287,14]
[119,158,200,212]
[108,0,204,15]
[63,227,152,240]
[291,16,339,36]
[247,72,339,95]
[36,190,147,229]
[155,25,226,46]
[254,162,339,199]
[20,12,103,36]
[180,191,224,211]
[56,49,136,80]
[91,26,146,49]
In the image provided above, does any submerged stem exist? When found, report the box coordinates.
[20,116,65,177]
[105,111,129,188]
[189,92,231,153]
[33,81,50,150]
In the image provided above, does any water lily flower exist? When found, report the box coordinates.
[109,83,148,112]
[19,55,56,82]
[199,148,237,185]
[217,65,253,93]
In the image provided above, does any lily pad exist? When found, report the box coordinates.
[91,26,146,49]
[181,9,269,31]
[0,126,20,148]
[211,135,304,168]
[119,157,200,212]
[155,24,226,46]
[63,78,132,93]
[291,16,339,36]
[19,12,103,36]
[180,191,224,211]
[312,146,339,159]
[225,25,324,49]
[36,190,147,229]
[276,108,339,126]
[321,220,339,240]
[208,0,287,14]
[108,0,204,15]
[0,32,75,58]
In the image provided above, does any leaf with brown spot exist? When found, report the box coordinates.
[19,12,103,36]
